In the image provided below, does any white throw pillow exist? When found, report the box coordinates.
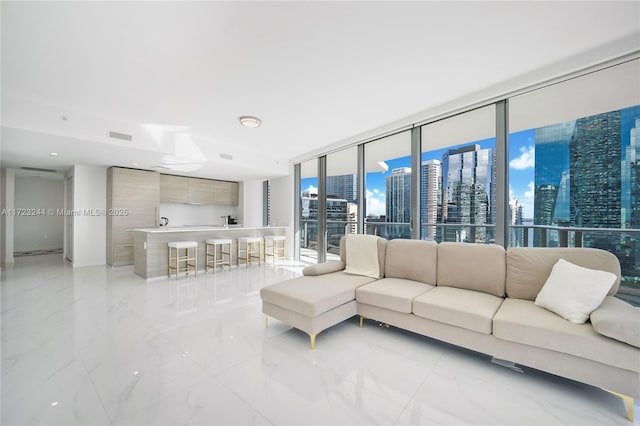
[534,258,616,324]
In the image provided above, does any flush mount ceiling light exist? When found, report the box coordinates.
[49,152,58,157]
[239,116,261,128]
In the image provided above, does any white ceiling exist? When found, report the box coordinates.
[2,1,639,181]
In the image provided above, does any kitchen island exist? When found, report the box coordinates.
[132,226,287,279]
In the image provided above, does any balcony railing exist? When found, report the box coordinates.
[300,219,640,303]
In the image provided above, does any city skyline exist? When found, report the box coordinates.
[301,105,640,226]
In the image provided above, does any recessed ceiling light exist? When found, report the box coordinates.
[49,152,58,157]
[239,116,261,128]
[132,162,138,166]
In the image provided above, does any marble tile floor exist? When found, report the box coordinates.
[1,254,637,426]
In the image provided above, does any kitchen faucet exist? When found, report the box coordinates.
[220,215,228,228]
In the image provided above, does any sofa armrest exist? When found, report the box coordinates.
[303,261,346,276]
[591,296,640,348]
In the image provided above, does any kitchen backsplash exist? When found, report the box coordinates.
[159,203,240,227]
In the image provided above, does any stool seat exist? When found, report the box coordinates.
[206,238,232,245]
[168,241,198,249]
[237,236,262,243]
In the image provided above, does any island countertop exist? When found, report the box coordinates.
[132,226,287,278]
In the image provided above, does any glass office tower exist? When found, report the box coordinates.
[441,144,495,243]
[385,167,411,239]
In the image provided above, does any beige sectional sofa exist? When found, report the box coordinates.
[260,236,639,420]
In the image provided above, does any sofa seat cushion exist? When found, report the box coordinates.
[412,287,504,334]
[260,272,377,317]
[356,278,434,313]
[494,298,640,372]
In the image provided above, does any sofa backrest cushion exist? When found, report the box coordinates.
[437,242,506,297]
[384,239,438,285]
[506,247,621,300]
[339,236,388,279]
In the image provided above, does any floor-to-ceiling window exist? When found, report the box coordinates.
[508,58,640,301]
[299,159,319,263]
[326,147,358,260]
[420,105,497,243]
[363,130,412,240]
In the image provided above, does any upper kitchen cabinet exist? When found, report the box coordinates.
[160,174,238,206]
[188,178,214,204]
[160,174,191,203]
[107,167,160,266]
[212,180,239,206]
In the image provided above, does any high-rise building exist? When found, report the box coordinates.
[326,174,357,204]
[570,111,622,229]
[420,159,441,240]
[509,198,524,247]
[533,121,573,246]
[441,144,495,243]
[385,167,411,239]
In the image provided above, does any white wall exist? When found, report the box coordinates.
[270,172,295,258]
[240,180,263,227]
[0,168,16,264]
[159,203,239,227]
[71,165,107,267]
[14,178,64,252]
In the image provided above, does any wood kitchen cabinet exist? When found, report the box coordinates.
[160,174,238,206]
[212,180,239,206]
[160,174,190,203]
[107,167,160,265]
[188,178,214,204]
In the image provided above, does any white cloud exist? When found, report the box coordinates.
[510,145,535,170]
[521,181,535,218]
[366,189,386,216]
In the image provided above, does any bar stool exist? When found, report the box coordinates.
[205,238,232,272]
[264,235,286,263]
[237,236,261,267]
[167,241,198,280]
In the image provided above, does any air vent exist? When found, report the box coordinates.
[21,166,58,173]
[220,153,233,160]
[109,131,132,141]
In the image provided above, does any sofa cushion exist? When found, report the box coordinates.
[493,298,640,372]
[437,243,506,297]
[591,296,640,349]
[344,234,381,279]
[340,236,387,278]
[384,239,438,285]
[260,272,377,317]
[412,287,504,334]
[506,247,620,301]
[534,259,616,324]
[356,278,433,313]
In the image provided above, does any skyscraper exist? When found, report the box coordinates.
[533,121,572,246]
[385,167,411,239]
[570,111,621,230]
[326,174,357,203]
[441,144,495,243]
[421,159,441,240]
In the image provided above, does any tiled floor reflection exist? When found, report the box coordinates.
[1,254,637,425]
